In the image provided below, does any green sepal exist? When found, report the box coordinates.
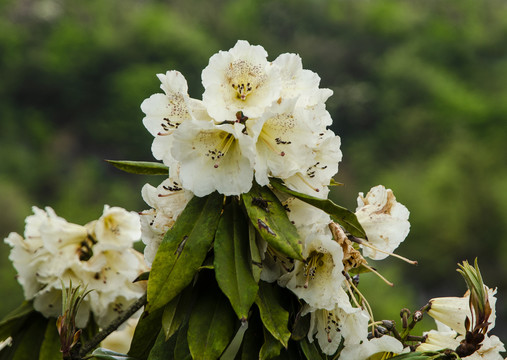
[214,200,259,321]
[39,319,62,360]
[255,281,291,349]
[242,182,303,261]
[270,178,366,238]
[187,292,236,360]
[329,178,343,186]
[91,348,139,360]
[128,307,164,360]
[0,301,35,342]
[105,160,169,175]
[147,192,223,312]
[389,351,461,359]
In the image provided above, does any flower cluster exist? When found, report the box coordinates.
[142,40,341,198]
[4,205,147,328]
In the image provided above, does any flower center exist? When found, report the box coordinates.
[304,251,324,288]
[231,82,254,100]
[205,133,236,168]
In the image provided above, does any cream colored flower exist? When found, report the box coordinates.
[202,40,281,120]
[355,185,410,260]
[140,177,193,266]
[92,205,142,251]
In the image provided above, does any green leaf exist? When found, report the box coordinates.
[187,293,236,360]
[259,327,283,360]
[240,312,263,360]
[128,307,164,360]
[38,320,62,360]
[91,348,139,360]
[147,192,223,312]
[249,223,263,283]
[0,301,35,342]
[242,182,303,260]
[299,337,323,360]
[220,321,249,360]
[161,286,193,341]
[174,323,192,360]
[7,313,48,360]
[105,160,169,175]
[214,200,259,321]
[270,178,366,238]
[147,329,177,360]
[290,312,311,342]
[255,282,291,349]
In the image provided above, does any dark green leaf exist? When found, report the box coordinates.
[214,200,259,321]
[0,301,35,342]
[91,348,139,360]
[299,337,323,360]
[38,319,62,360]
[147,192,223,312]
[259,327,283,360]
[128,307,164,360]
[174,323,192,360]
[249,223,263,283]
[187,292,236,360]
[161,286,193,341]
[105,160,169,175]
[133,272,150,283]
[7,313,47,360]
[255,282,291,349]
[270,178,366,238]
[291,312,311,341]
[242,182,303,260]
[147,329,177,360]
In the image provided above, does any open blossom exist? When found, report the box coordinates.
[141,70,208,177]
[355,185,410,260]
[202,40,281,121]
[171,119,256,196]
[4,206,147,329]
[140,177,193,266]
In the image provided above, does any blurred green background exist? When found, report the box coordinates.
[1,0,506,340]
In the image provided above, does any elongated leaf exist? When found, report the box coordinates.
[187,293,235,360]
[249,223,263,283]
[0,301,35,342]
[147,192,223,312]
[259,327,283,360]
[214,201,259,321]
[240,310,263,360]
[91,348,139,360]
[147,329,177,360]
[174,323,192,360]
[8,313,47,360]
[39,320,62,360]
[220,321,249,360]
[128,307,164,360]
[270,178,366,238]
[255,282,290,348]
[161,286,193,341]
[242,182,302,260]
[299,337,323,360]
[106,160,169,175]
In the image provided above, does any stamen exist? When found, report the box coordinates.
[296,173,320,193]
[350,237,418,265]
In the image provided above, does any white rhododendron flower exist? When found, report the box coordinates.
[202,40,281,120]
[355,185,410,260]
[272,52,333,108]
[339,333,405,360]
[141,70,208,177]
[427,287,498,335]
[171,119,256,196]
[101,318,138,354]
[92,205,142,251]
[3,206,148,329]
[140,177,193,266]
[141,40,341,197]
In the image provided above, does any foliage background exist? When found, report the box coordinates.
[1,0,506,341]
